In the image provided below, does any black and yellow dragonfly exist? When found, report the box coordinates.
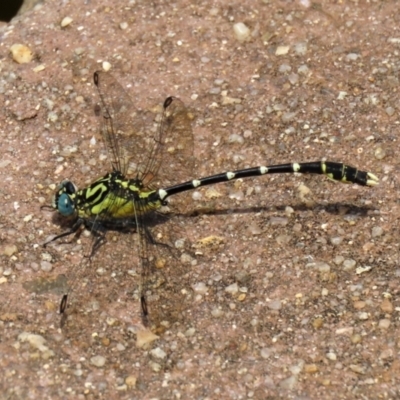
[46,70,378,327]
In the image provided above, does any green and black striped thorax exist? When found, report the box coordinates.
[52,171,162,220]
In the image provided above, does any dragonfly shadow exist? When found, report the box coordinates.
[183,201,375,219]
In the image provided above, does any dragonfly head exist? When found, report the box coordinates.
[52,180,78,216]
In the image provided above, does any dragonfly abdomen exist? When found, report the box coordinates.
[157,161,378,201]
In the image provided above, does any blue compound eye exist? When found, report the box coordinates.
[58,193,75,216]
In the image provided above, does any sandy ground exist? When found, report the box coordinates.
[0,0,399,399]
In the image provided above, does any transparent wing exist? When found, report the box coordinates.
[93,71,195,187]
[137,207,193,329]
[93,70,153,177]
[142,96,195,189]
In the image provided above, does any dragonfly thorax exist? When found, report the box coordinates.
[52,171,162,220]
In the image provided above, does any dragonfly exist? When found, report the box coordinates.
[45,70,378,327]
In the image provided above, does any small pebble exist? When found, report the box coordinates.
[276,234,291,245]
[299,0,311,7]
[18,332,54,357]
[358,312,369,320]
[379,348,393,360]
[351,334,362,344]
[298,65,309,74]
[316,262,330,273]
[192,191,203,201]
[378,319,391,329]
[279,375,297,390]
[106,317,117,326]
[150,362,162,372]
[356,265,372,275]
[205,188,222,199]
[209,87,220,95]
[349,364,365,374]
[312,317,324,329]
[326,352,337,361]
[23,214,33,222]
[125,375,137,387]
[353,301,365,310]
[337,327,353,336]
[136,329,159,348]
[267,300,282,310]
[225,283,239,294]
[102,61,112,71]
[333,255,344,265]
[233,22,250,42]
[330,237,343,246]
[228,190,244,201]
[380,298,393,313]
[74,47,85,55]
[90,355,106,367]
[374,147,386,160]
[19,332,46,349]
[276,45,290,55]
[385,106,395,116]
[211,307,224,318]
[260,347,272,359]
[228,133,244,144]
[222,96,242,106]
[174,239,185,249]
[247,223,262,235]
[281,112,297,122]
[3,245,18,256]
[290,363,305,376]
[235,271,251,284]
[119,22,128,30]
[10,44,33,64]
[279,63,291,73]
[371,226,383,238]
[343,259,356,271]
[237,293,246,301]
[304,364,318,373]
[270,216,289,226]
[40,261,52,272]
[41,253,52,262]
[33,65,45,72]
[294,42,307,55]
[0,160,11,168]
[212,273,222,282]
[61,17,73,27]
[288,73,299,84]
[192,282,208,294]
[185,328,195,337]
[150,347,167,360]
[285,208,294,218]
[346,53,359,61]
